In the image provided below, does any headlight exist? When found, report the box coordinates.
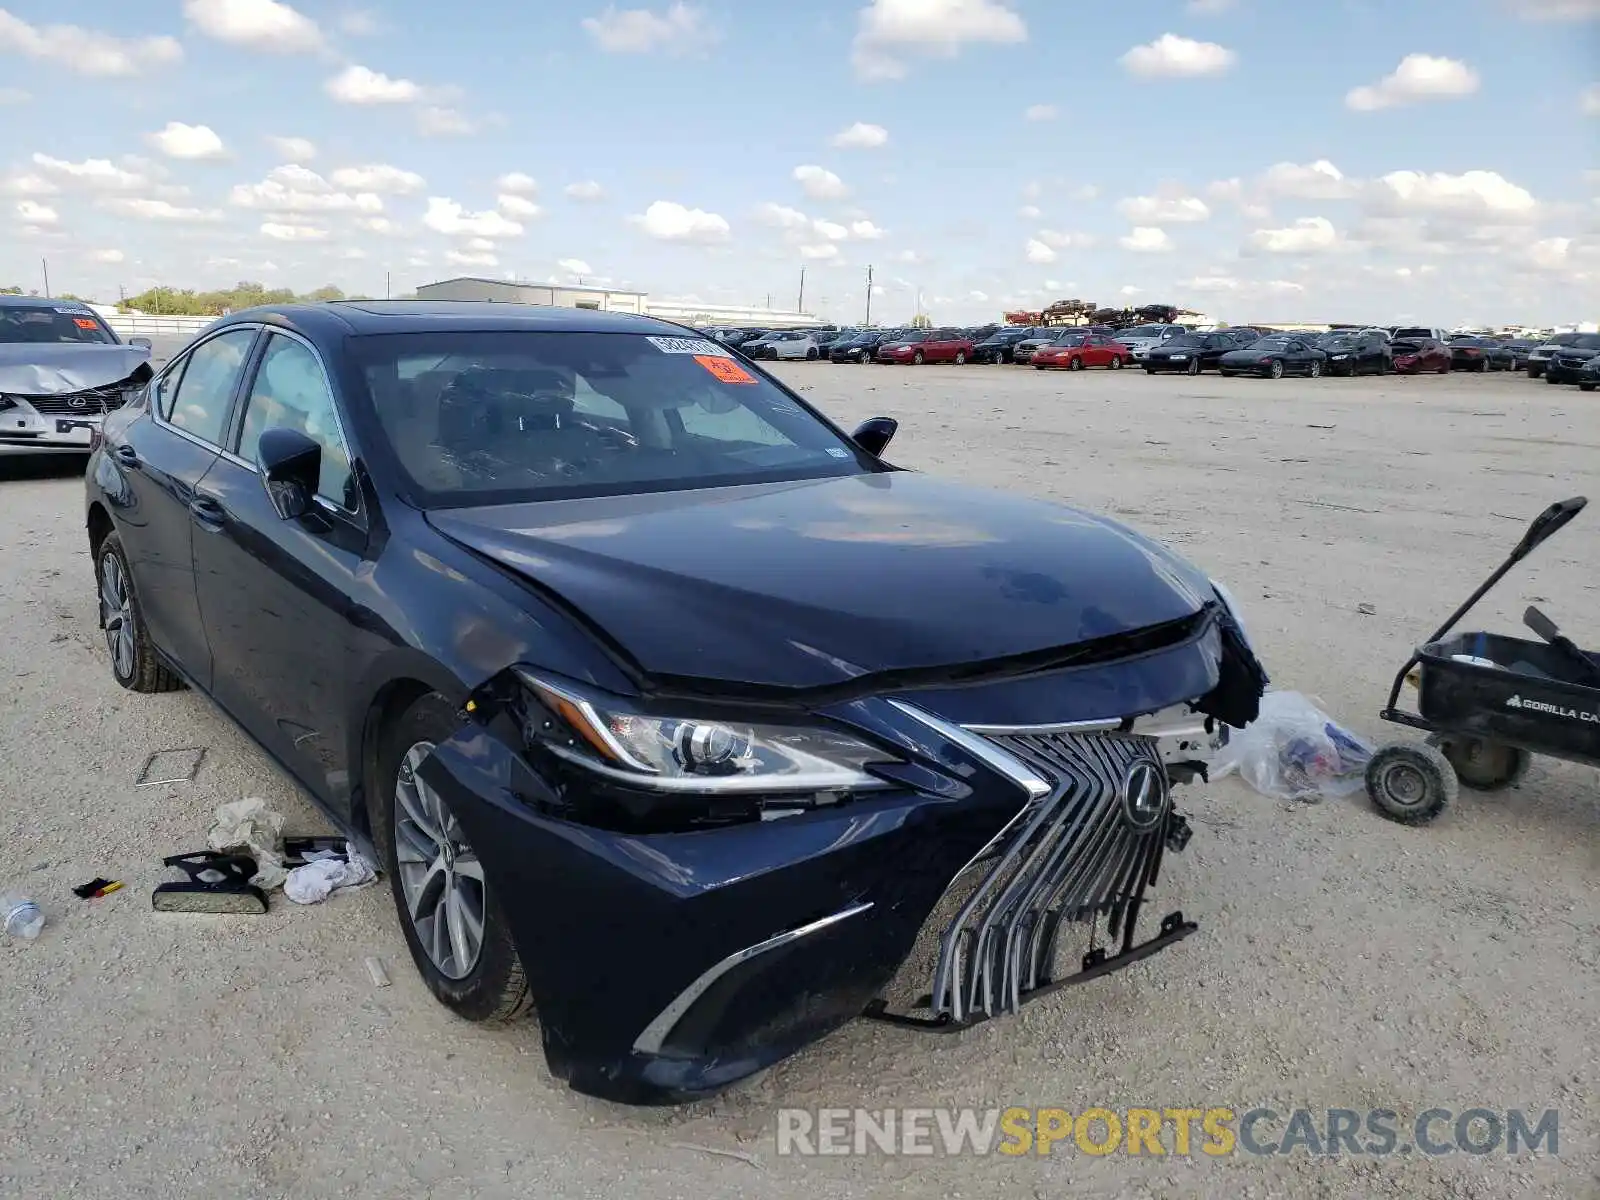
[1331,354,1348,360]
[516,670,894,794]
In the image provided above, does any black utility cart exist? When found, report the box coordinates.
[1366,496,1598,824]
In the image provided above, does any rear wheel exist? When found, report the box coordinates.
[806,347,818,361]
[372,694,533,1023]
[1307,360,1322,379]
[1428,735,1530,792]
[1366,743,1456,825]
[97,532,182,693]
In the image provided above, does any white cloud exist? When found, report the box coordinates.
[497,194,542,218]
[558,257,593,275]
[229,167,384,213]
[425,197,524,238]
[462,237,496,252]
[812,218,851,240]
[498,172,538,194]
[147,122,227,161]
[1346,55,1479,111]
[15,200,58,225]
[1117,194,1210,222]
[1018,204,1041,219]
[628,199,730,243]
[260,221,329,241]
[1025,238,1057,264]
[794,164,849,199]
[852,0,1027,82]
[1371,170,1538,218]
[1247,216,1339,253]
[565,180,606,201]
[1528,237,1572,269]
[417,106,476,137]
[31,154,162,193]
[267,135,316,161]
[0,12,183,76]
[1,171,56,196]
[326,64,421,104]
[582,3,717,54]
[1120,34,1235,79]
[90,248,125,263]
[1183,274,1240,292]
[756,202,810,229]
[1584,84,1600,115]
[182,0,324,52]
[1036,229,1093,248]
[798,243,840,260]
[1120,226,1173,252]
[99,197,222,221]
[850,219,886,239]
[831,121,890,149]
[358,216,402,234]
[0,86,29,103]
[446,249,498,267]
[1119,284,1142,295]
[1024,103,1057,120]
[1259,159,1356,200]
[1265,280,1304,293]
[895,248,924,264]
[330,164,425,193]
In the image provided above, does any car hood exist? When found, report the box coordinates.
[0,342,152,394]
[1554,346,1600,358]
[428,472,1216,690]
[1219,347,1270,358]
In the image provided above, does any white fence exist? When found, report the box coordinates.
[103,314,217,339]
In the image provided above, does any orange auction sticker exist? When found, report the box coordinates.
[694,355,757,384]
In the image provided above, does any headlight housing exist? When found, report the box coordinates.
[516,670,894,795]
[1210,578,1258,657]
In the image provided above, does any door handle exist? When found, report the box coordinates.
[189,495,226,527]
[113,444,141,469]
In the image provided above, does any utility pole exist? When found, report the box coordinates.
[385,271,391,299]
[41,258,50,298]
[864,264,873,326]
[797,267,806,314]
[766,292,772,309]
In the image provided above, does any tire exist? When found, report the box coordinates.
[806,347,818,361]
[96,531,182,693]
[1186,358,1201,376]
[954,350,966,365]
[1034,363,1046,371]
[1528,365,1544,379]
[1379,357,1391,375]
[1546,370,1562,384]
[372,693,533,1023]
[1268,359,1284,379]
[1427,735,1531,792]
[1069,356,1085,371]
[1307,360,1322,379]
[1144,367,1156,375]
[1365,743,1457,825]
[913,350,924,365]
[1581,382,1596,392]
[1109,356,1124,370]
[1219,370,1235,377]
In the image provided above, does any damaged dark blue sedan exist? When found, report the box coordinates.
[84,301,1266,1104]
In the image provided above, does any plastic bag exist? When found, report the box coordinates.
[283,847,377,905]
[1210,691,1373,803]
[206,797,289,890]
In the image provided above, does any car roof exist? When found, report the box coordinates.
[212,299,690,338]
[0,294,95,308]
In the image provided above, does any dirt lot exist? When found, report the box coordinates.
[2,363,1596,1199]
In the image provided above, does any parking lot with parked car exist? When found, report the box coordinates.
[2,349,1594,1200]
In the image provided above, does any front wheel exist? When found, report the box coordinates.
[806,347,818,361]
[912,350,924,365]
[1109,356,1124,370]
[1546,370,1562,384]
[97,532,182,693]
[1034,363,1046,371]
[954,350,966,365]
[1268,359,1284,379]
[1069,356,1085,371]
[1366,743,1457,825]
[373,694,533,1023]
[1186,358,1201,376]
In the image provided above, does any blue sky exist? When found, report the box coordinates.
[1,0,1597,325]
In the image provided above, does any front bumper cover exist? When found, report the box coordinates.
[416,613,1264,1104]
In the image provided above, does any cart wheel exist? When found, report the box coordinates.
[1365,743,1457,825]
[1426,735,1531,792]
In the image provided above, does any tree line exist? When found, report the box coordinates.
[0,281,373,315]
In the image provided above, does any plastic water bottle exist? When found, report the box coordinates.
[2,892,44,941]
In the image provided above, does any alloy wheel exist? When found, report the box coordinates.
[98,551,135,680]
[395,741,487,980]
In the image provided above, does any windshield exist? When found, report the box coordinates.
[0,305,118,345]
[1389,340,1424,353]
[1246,337,1292,350]
[894,332,927,343]
[1392,327,1436,339]
[1049,334,1088,347]
[354,331,875,506]
[1119,325,1166,339]
[1568,334,1600,350]
[1162,334,1207,349]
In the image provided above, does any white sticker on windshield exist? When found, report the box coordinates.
[647,336,729,357]
[54,305,88,314]
[825,448,849,458]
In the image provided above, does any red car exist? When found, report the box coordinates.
[1390,337,1451,374]
[876,328,974,364]
[1031,331,1130,371]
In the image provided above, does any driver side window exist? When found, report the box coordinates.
[236,334,356,509]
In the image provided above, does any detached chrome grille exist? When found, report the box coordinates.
[886,730,1174,1025]
[19,382,136,417]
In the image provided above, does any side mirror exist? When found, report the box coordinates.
[128,336,153,351]
[852,416,898,458]
[257,427,322,521]
[1512,496,1587,561]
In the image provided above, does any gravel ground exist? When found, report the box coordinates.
[1,361,1596,1199]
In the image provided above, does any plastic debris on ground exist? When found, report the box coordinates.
[1210,690,1374,803]
[2,891,45,940]
[284,845,377,905]
[206,797,289,889]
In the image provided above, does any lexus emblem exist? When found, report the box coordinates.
[1121,760,1169,832]
[68,396,88,409]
